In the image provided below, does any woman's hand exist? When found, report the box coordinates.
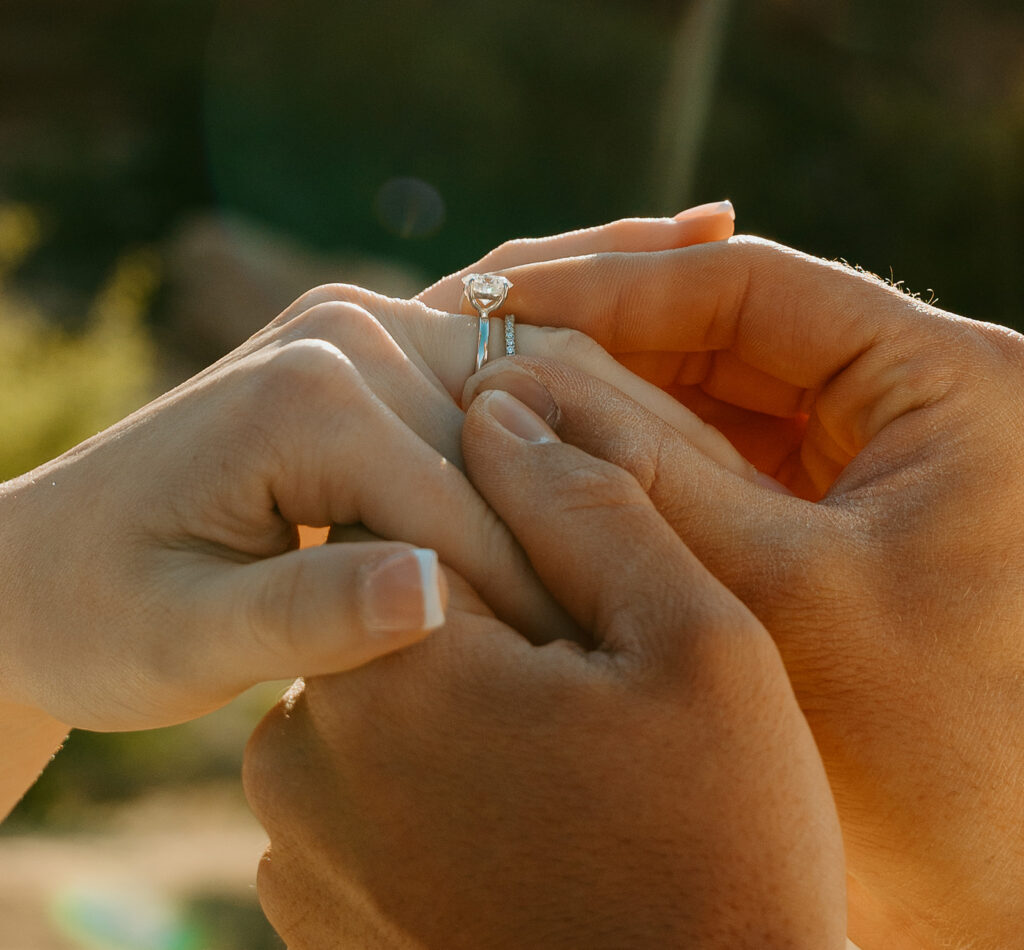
[0,203,735,816]
[0,286,560,821]
[0,304,463,731]
[464,238,1024,949]
[243,384,846,950]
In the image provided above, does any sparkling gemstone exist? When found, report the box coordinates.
[462,273,512,315]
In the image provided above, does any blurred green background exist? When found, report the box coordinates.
[1,0,1022,946]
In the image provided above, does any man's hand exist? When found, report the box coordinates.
[244,384,846,950]
[464,237,1024,950]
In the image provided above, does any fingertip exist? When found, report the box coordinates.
[462,361,560,426]
[413,548,447,631]
[668,203,735,246]
[674,199,735,222]
[363,547,448,637]
[475,389,561,444]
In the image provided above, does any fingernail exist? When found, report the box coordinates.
[755,471,794,496]
[482,389,560,444]
[363,549,447,634]
[465,365,560,426]
[674,199,735,222]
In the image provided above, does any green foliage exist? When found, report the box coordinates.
[0,204,158,481]
[180,894,285,950]
[5,683,284,829]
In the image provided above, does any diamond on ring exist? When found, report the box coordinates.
[463,273,512,317]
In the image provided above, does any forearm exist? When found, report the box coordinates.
[0,698,68,820]
[0,476,69,819]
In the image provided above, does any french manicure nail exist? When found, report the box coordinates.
[363,549,446,634]
[674,199,735,222]
[483,389,560,444]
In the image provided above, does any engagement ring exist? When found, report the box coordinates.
[463,273,512,372]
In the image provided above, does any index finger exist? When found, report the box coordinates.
[461,389,766,677]
[418,204,735,312]
[493,236,970,452]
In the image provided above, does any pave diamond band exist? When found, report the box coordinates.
[463,273,512,372]
[504,313,516,356]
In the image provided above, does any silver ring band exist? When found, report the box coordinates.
[475,316,490,372]
[463,273,512,375]
[504,314,516,356]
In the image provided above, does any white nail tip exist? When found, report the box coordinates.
[413,549,446,630]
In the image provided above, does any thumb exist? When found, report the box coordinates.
[461,389,764,672]
[463,359,853,670]
[198,542,447,687]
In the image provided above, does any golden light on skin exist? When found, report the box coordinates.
[297,525,330,547]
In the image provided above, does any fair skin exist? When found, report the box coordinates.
[0,205,734,817]
[244,385,848,949]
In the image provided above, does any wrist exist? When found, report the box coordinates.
[0,473,38,706]
[0,697,69,821]
[0,476,70,819]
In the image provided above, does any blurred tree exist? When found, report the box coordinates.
[701,0,1024,325]
[1,0,1020,329]
[0,204,158,482]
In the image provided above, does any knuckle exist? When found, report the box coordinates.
[279,282,367,322]
[598,217,643,244]
[579,251,672,332]
[729,233,789,262]
[603,551,774,699]
[534,326,605,366]
[659,594,782,708]
[749,512,868,648]
[548,454,647,515]
[261,338,358,396]
[205,342,367,502]
[247,565,303,660]
[288,299,382,343]
[635,424,678,495]
[242,706,290,819]
[303,281,367,306]
[729,236,793,295]
[481,237,529,267]
[253,340,369,430]
[256,864,320,944]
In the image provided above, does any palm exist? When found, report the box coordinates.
[613,348,817,497]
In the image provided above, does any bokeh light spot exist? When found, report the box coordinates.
[373,177,446,239]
